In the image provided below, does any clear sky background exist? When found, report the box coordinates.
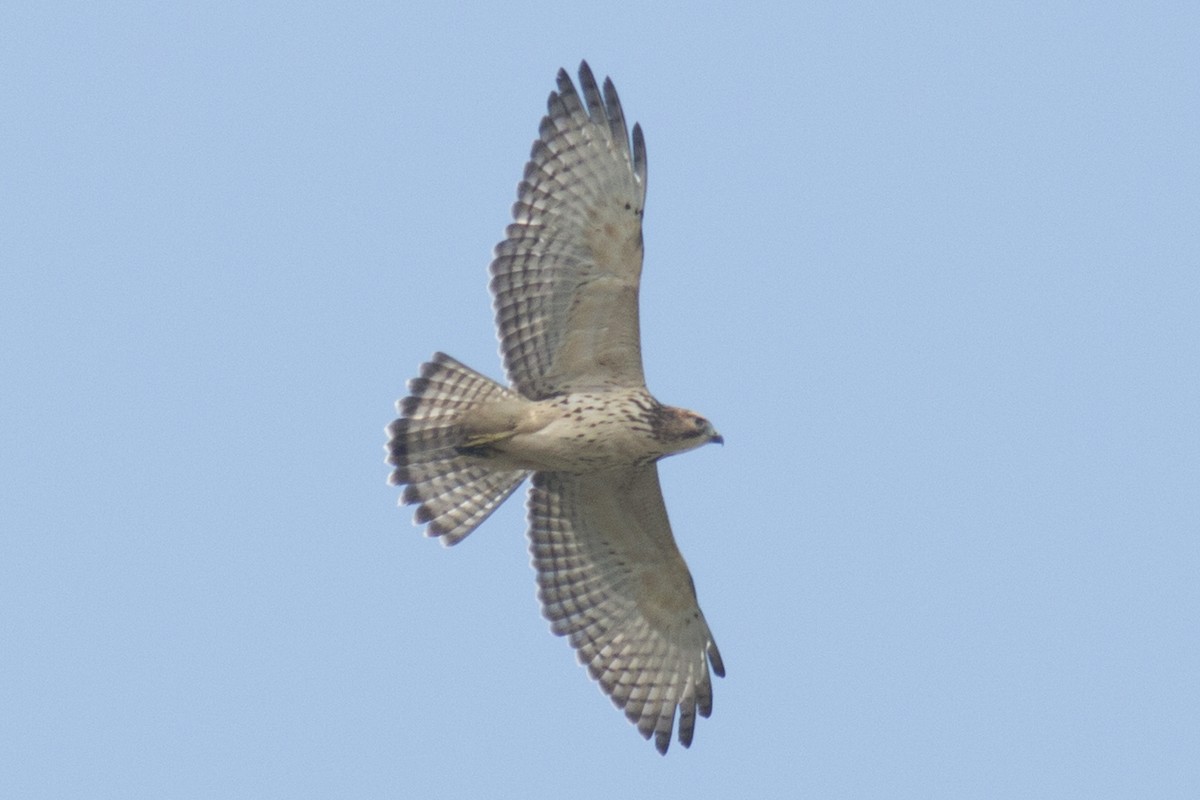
[3,2,1197,798]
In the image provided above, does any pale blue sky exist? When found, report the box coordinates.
[3,2,1198,798]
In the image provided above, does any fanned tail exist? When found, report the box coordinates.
[387,352,528,545]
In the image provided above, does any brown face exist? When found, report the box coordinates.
[659,407,722,446]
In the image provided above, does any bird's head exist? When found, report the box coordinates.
[657,406,723,454]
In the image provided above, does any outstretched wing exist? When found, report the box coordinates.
[491,61,649,400]
[528,466,724,753]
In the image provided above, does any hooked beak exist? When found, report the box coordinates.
[710,431,724,446]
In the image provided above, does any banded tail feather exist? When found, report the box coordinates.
[387,353,528,545]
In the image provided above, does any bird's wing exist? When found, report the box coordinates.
[528,465,724,753]
[491,61,648,399]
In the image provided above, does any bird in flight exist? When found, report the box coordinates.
[387,61,724,754]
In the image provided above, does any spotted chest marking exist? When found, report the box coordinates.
[496,389,673,472]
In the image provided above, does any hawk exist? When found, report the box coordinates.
[387,62,724,754]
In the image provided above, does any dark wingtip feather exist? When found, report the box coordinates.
[708,641,725,678]
[554,68,575,107]
[632,122,647,186]
[602,77,629,152]
[678,719,695,749]
[577,61,604,122]
[538,111,557,141]
[577,60,597,96]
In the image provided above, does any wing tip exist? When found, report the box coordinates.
[577,59,596,88]
[632,122,647,186]
[708,639,726,678]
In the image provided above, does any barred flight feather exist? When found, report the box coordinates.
[528,468,723,753]
[490,62,647,398]
[388,353,528,545]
